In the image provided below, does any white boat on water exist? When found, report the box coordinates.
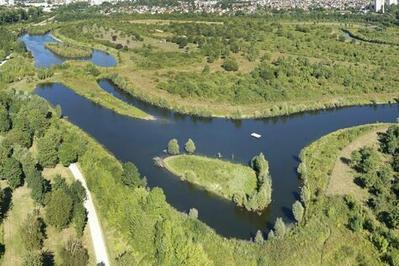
[251,132,262,139]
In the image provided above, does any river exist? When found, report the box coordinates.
[24,34,399,239]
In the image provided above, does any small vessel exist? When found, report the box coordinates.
[251,132,262,139]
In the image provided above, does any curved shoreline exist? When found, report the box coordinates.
[108,73,399,120]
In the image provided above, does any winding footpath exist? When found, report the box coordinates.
[69,163,110,266]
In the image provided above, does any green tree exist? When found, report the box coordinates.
[254,230,264,244]
[60,239,89,266]
[0,157,23,189]
[379,125,399,155]
[0,104,10,132]
[37,127,61,168]
[72,203,87,237]
[188,208,198,219]
[184,138,196,154]
[45,189,73,229]
[167,139,180,155]
[58,142,78,166]
[20,213,44,251]
[274,217,286,239]
[121,162,145,187]
[292,200,304,224]
[351,147,379,174]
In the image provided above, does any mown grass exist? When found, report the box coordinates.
[164,155,257,202]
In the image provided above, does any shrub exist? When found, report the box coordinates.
[222,57,239,72]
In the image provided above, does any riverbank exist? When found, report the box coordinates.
[42,63,153,120]
[163,154,258,204]
[108,72,399,119]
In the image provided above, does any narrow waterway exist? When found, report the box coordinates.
[20,33,117,68]
[24,33,399,239]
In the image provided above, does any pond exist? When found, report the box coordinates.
[35,80,399,239]
[20,33,117,68]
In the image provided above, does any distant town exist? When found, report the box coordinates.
[0,0,397,15]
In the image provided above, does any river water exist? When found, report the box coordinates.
[24,34,399,239]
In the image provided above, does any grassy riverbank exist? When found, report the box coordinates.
[45,42,92,58]
[39,62,153,120]
[163,155,257,202]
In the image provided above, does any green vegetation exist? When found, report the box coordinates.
[163,153,272,211]
[0,91,91,264]
[48,13,399,118]
[45,42,93,59]
[344,124,399,263]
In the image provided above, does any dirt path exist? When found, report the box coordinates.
[326,125,389,200]
[69,163,110,265]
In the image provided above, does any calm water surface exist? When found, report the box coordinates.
[20,33,117,68]
[36,81,399,239]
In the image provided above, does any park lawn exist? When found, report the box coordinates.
[163,155,257,202]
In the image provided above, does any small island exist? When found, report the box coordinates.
[162,139,272,212]
[45,42,92,58]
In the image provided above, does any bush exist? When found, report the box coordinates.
[222,57,239,72]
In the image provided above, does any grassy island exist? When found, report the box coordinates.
[163,154,272,211]
[45,42,92,58]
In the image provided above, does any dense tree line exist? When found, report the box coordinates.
[0,91,90,263]
[0,7,43,25]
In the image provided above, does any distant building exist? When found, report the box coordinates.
[375,0,384,11]
[386,0,398,5]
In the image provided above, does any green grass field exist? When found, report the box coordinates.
[164,155,257,202]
